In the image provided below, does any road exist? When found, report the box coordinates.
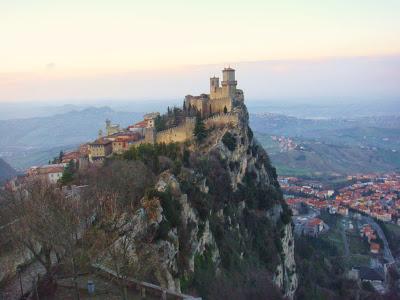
[361,215,394,264]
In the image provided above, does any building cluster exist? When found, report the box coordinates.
[88,112,159,162]
[282,173,400,224]
[335,173,400,223]
[360,224,381,254]
[271,135,297,152]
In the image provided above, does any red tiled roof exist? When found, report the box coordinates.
[308,218,323,227]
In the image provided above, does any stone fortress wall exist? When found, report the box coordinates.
[155,117,196,144]
[150,112,239,144]
[209,97,232,114]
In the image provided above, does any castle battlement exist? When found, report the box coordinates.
[203,112,239,128]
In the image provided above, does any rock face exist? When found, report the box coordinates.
[115,104,297,298]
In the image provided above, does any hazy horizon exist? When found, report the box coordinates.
[1,55,400,104]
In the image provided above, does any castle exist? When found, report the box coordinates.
[184,67,244,117]
[87,68,243,162]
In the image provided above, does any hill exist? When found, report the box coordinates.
[0,158,17,182]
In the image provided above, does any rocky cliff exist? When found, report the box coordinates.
[108,104,297,298]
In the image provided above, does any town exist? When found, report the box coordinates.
[282,172,400,224]
[282,172,400,294]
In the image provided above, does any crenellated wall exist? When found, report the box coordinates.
[204,112,239,129]
[155,118,195,144]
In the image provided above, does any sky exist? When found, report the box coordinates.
[1,0,400,102]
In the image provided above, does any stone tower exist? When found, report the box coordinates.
[210,76,220,94]
[221,67,237,98]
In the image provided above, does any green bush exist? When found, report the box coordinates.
[222,132,236,151]
[146,188,181,228]
[156,220,171,240]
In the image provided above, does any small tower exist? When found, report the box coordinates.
[210,76,219,94]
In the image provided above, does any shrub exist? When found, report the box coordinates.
[156,220,171,240]
[146,188,181,228]
[247,126,253,140]
[194,115,207,142]
[280,203,292,225]
[222,132,236,151]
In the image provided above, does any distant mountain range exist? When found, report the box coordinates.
[1,105,399,176]
[0,158,17,182]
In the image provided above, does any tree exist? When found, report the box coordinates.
[154,115,166,131]
[223,106,228,114]
[193,114,207,142]
[84,185,159,300]
[60,160,76,185]
[4,178,91,296]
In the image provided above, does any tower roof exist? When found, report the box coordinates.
[223,67,235,71]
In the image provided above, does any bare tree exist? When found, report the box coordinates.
[81,188,159,300]
[5,179,66,277]
[4,178,93,299]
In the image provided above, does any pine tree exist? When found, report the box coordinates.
[58,150,64,163]
[193,114,207,142]
[60,160,75,185]
[223,106,228,114]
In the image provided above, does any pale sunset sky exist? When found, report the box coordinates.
[1,0,400,102]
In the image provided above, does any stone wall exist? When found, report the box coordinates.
[204,112,239,129]
[133,113,239,146]
[155,118,195,144]
[210,97,232,114]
